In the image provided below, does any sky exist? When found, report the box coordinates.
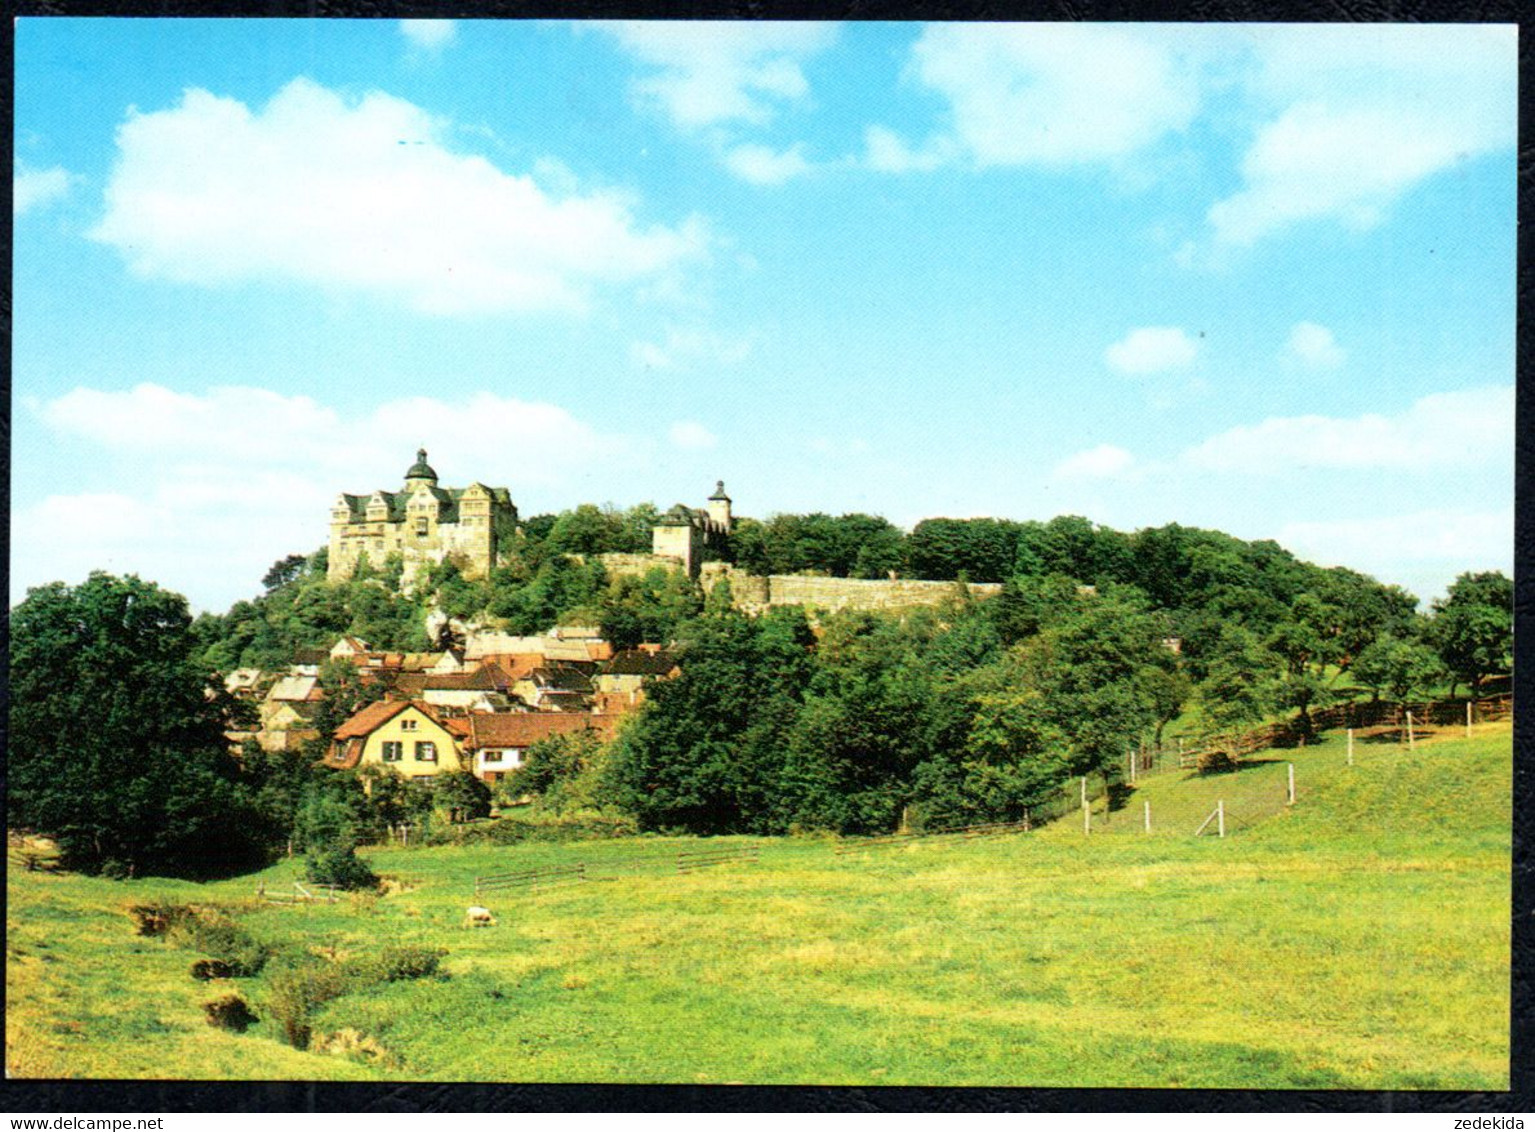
[11,19,1517,613]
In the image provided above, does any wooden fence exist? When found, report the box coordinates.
[256,880,343,905]
[1136,693,1513,777]
[833,817,1031,854]
[474,862,587,896]
[675,846,759,874]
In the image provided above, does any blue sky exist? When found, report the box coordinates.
[12,19,1516,612]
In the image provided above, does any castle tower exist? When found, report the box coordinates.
[404,448,439,492]
[707,480,732,532]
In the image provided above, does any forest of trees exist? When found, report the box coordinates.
[7,503,1515,872]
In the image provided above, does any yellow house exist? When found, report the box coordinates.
[325,699,469,779]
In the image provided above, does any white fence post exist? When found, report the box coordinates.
[1144,800,1151,833]
[1217,799,1225,838]
[1287,763,1295,806]
[1466,701,1473,738]
[1347,727,1354,766]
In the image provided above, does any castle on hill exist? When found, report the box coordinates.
[327,450,1000,614]
[328,450,731,583]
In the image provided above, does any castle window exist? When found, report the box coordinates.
[415,517,428,537]
[415,741,438,763]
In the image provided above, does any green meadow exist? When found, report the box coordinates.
[7,722,1510,1088]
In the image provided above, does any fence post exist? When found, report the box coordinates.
[1144,800,1151,834]
[1217,799,1225,838]
[1466,700,1473,738]
[1347,728,1354,766]
[1407,711,1416,752]
[1287,763,1295,806]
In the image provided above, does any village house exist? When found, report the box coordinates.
[256,673,324,752]
[325,699,470,778]
[461,712,619,784]
[511,665,596,712]
[592,648,680,712]
[416,661,518,713]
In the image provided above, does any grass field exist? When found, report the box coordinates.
[6,722,1511,1088]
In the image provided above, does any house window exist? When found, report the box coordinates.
[483,750,504,764]
[400,719,418,732]
[381,741,403,762]
[415,741,437,763]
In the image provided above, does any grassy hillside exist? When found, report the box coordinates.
[7,723,1510,1088]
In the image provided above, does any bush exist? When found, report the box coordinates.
[164,908,271,976]
[348,946,447,985]
[126,900,199,937]
[1197,748,1239,774]
[204,994,259,1033]
[304,843,378,891]
[191,959,236,981]
[265,963,352,1050]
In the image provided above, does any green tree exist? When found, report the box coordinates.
[1429,571,1513,700]
[262,553,310,592]
[612,607,815,834]
[1352,634,1446,710]
[8,573,274,876]
[434,771,492,823]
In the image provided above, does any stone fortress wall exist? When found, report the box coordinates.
[700,563,1000,614]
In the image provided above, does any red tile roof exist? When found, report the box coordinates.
[463,712,618,751]
[332,699,448,740]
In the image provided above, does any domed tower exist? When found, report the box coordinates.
[707,480,732,532]
[403,448,439,492]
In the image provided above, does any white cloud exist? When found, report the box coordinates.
[1104,327,1200,376]
[668,421,718,450]
[1208,25,1515,247]
[1180,385,1512,474]
[629,326,754,370]
[88,78,708,315]
[1285,321,1345,369]
[14,162,73,215]
[595,21,836,131]
[1052,444,1135,481]
[17,384,642,609]
[1278,508,1511,603]
[723,143,814,186]
[400,20,457,52]
[862,125,955,173]
[876,24,1202,171]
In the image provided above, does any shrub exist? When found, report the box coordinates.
[204,994,259,1033]
[347,945,447,985]
[377,946,447,982]
[265,946,449,1050]
[191,959,235,981]
[265,963,352,1050]
[126,900,199,937]
[312,1027,396,1066]
[1197,748,1239,774]
[303,843,378,891]
[166,913,270,977]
